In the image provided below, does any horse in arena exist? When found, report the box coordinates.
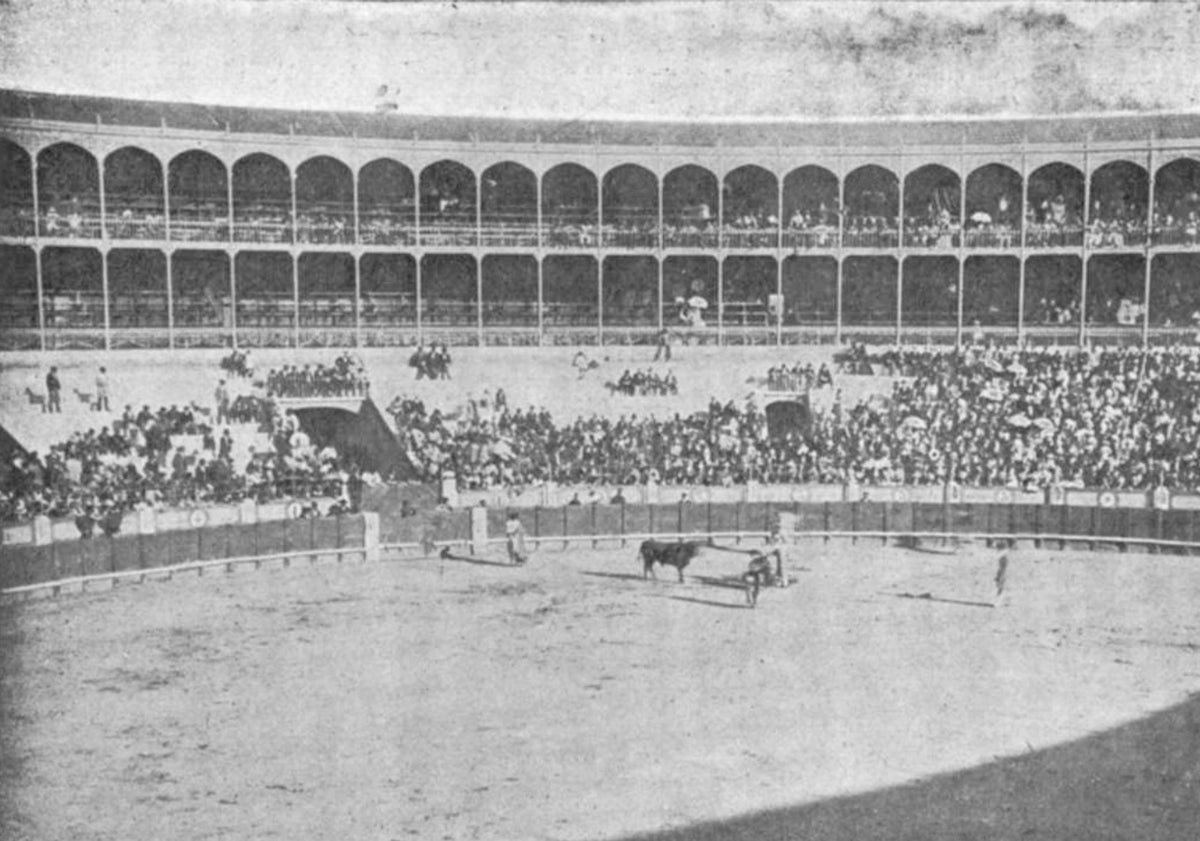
[639,538,710,582]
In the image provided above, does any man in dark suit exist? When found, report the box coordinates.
[46,367,62,413]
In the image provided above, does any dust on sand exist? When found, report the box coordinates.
[3,541,1200,841]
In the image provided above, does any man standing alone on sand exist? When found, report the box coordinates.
[45,367,62,413]
[505,510,529,565]
[95,367,111,412]
[215,379,231,424]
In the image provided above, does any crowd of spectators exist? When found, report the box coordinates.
[220,349,254,379]
[0,402,350,525]
[408,344,453,380]
[266,353,369,398]
[296,207,353,245]
[605,369,678,397]
[766,362,834,392]
[385,346,1200,494]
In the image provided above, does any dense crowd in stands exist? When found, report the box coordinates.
[385,346,1200,493]
[266,352,369,398]
[0,402,349,525]
[605,369,678,397]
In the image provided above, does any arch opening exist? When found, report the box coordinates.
[602,165,657,250]
[481,163,537,248]
[663,165,717,249]
[1027,163,1084,248]
[172,250,231,347]
[298,252,356,335]
[843,166,899,249]
[1089,161,1149,250]
[964,164,1021,249]
[602,256,658,328]
[420,161,477,248]
[37,143,101,239]
[358,159,415,247]
[0,139,35,237]
[722,165,778,250]
[904,165,961,249]
[105,147,164,240]
[783,166,839,250]
[542,163,598,250]
[107,249,168,342]
[359,253,416,343]
[1153,159,1200,247]
[296,156,354,246]
[543,255,599,335]
[232,154,292,245]
[169,150,229,243]
[234,251,294,346]
[481,255,538,329]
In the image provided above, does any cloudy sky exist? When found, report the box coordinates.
[1,1,1197,120]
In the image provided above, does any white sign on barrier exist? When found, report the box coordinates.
[2,525,35,546]
[239,499,258,524]
[137,509,156,536]
[33,515,53,546]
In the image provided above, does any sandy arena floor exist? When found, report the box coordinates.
[3,541,1200,841]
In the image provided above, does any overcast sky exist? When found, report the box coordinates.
[1,1,1196,120]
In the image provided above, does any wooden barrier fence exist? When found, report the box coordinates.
[0,513,376,597]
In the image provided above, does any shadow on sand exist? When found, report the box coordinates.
[615,689,1200,841]
[581,571,647,583]
[666,595,751,610]
[437,548,515,569]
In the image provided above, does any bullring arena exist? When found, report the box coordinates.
[5,85,1200,841]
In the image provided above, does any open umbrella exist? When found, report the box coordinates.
[688,296,709,309]
[970,212,993,224]
[1032,417,1056,432]
[900,415,928,431]
[1007,413,1032,428]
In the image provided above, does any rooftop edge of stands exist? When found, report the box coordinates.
[5,88,1200,150]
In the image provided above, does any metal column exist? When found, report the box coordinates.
[291,172,300,348]
[1143,140,1155,348]
[352,168,361,348]
[31,153,45,352]
[99,159,110,351]
[1017,145,1027,347]
[163,160,174,349]
[955,144,966,349]
[1080,139,1091,347]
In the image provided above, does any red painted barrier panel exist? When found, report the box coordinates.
[621,504,651,537]
[1123,508,1159,545]
[708,502,740,534]
[486,507,509,538]
[853,502,885,537]
[594,505,624,539]
[226,523,261,558]
[1160,510,1194,544]
[793,504,827,532]
[648,504,679,536]
[885,502,914,536]
[110,533,142,572]
[679,503,707,535]
[563,506,592,538]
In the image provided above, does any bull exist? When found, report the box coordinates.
[639,538,709,582]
